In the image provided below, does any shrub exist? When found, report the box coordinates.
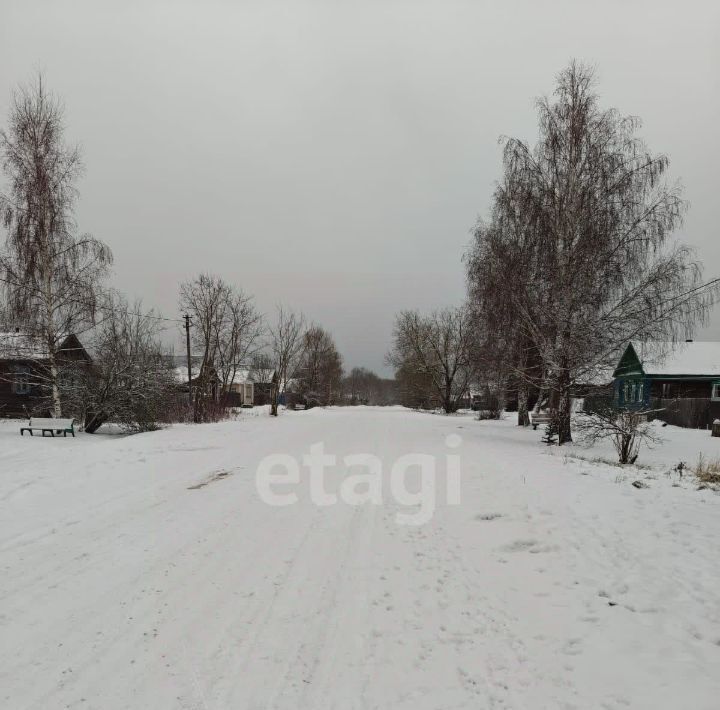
[693,454,720,486]
[576,403,661,465]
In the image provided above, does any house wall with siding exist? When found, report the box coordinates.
[0,334,92,417]
[648,379,716,399]
[0,360,46,416]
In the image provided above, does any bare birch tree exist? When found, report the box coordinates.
[0,76,112,416]
[467,61,717,444]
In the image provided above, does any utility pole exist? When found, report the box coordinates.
[184,314,192,403]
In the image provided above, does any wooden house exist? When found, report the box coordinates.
[613,341,720,427]
[0,331,91,417]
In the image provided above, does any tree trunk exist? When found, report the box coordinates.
[85,411,107,434]
[49,355,62,418]
[497,376,507,416]
[533,390,544,414]
[45,276,62,417]
[270,374,279,416]
[554,370,573,445]
[517,380,530,426]
[192,386,202,423]
[533,372,547,414]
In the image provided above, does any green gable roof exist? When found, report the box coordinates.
[614,341,720,380]
[612,343,644,378]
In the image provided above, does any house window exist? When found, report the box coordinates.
[58,371,77,395]
[11,366,32,395]
[618,377,646,407]
[712,382,720,402]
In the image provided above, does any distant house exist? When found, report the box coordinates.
[0,331,91,417]
[171,357,219,401]
[613,341,720,427]
[225,369,254,408]
[168,356,276,407]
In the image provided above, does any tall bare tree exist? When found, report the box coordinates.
[179,274,264,419]
[179,274,230,422]
[267,306,306,416]
[214,290,263,402]
[0,76,112,416]
[297,324,343,405]
[466,217,543,427]
[387,306,474,414]
[467,61,717,443]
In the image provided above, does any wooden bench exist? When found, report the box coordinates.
[530,411,552,430]
[20,417,76,437]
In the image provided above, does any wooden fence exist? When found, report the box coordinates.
[582,395,720,430]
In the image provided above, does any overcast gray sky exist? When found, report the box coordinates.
[1,0,719,374]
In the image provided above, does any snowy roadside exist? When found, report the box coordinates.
[547,415,720,493]
[1,407,719,709]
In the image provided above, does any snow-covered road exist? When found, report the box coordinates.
[2,407,719,709]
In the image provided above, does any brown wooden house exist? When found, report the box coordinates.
[0,331,91,417]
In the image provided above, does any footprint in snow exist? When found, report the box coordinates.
[500,539,539,553]
[561,638,583,656]
[475,512,503,521]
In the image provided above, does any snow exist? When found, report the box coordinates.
[1,407,720,708]
[635,340,720,376]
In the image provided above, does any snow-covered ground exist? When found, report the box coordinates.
[2,407,719,709]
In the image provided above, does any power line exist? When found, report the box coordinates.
[101,308,185,324]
